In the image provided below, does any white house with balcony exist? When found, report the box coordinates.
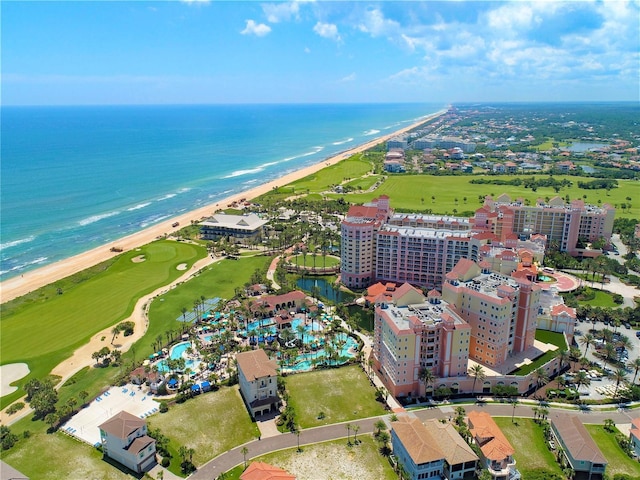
[236,349,281,418]
[468,411,520,480]
[98,411,156,474]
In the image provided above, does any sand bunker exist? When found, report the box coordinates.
[0,363,30,397]
[131,255,146,263]
[176,263,188,271]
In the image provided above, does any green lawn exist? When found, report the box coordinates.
[1,240,206,407]
[143,255,271,360]
[224,436,396,480]
[343,174,382,191]
[2,416,132,480]
[285,365,386,429]
[148,386,259,466]
[578,289,618,308]
[510,330,567,375]
[325,174,640,217]
[494,417,563,477]
[585,425,640,478]
[288,254,340,268]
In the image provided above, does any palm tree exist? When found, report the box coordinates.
[352,424,360,444]
[374,420,387,437]
[511,399,520,423]
[241,446,249,469]
[296,324,306,351]
[419,367,436,398]
[574,371,591,394]
[557,350,570,372]
[610,368,627,398]
[628,358,640,384]
[603,342,616,366]
[532,367,549,394]
[110,326,120,345]
[468,364,486,397]
[579,333,595,357]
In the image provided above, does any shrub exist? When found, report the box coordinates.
[159,401,168,413]
[161,457,170,468]
[6,402,25,415]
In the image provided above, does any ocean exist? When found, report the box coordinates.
[0,103,442,280]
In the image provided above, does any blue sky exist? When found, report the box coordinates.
[2,1,639,105]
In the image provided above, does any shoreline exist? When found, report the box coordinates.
[0,109,446,303]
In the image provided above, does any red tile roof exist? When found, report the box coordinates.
[240,462,296,480]
[237,349,278,381]
[468,411,514,461]
[98,411,146,439]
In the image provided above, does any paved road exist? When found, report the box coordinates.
[189,403,638,479]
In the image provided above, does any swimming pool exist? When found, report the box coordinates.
[281,333,359,372]
[157,341,201,373]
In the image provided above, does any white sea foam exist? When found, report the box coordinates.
[140,214,172,228]
[0,256,48,276]
[177,187,191,194]
[127,202,151,211]
[0,235,36,251]
[300,146,324,157]
[157,193,177,201]
[363,129,381,136]
[332,137,354,145]
[78,211,120,226]
[243,179,259,185]
[223,167,265,179]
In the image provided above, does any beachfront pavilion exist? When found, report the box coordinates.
[200,212,268,243]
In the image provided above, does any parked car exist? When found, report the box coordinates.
[636,331,640,338]
[625,323,631,329]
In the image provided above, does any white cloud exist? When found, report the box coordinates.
[180,0,210,4]
[241,20,271,37]
[304,47,311,54]
[313,22,341,41]
[262,2,300,23]
[358,8,399,37]
[340,73,356,82]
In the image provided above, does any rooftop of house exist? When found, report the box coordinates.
[550,414,607,465]
[98,411,146,440]
[201,213,268,230]
[423,419,478,466]
[467,411,515,462]
[240,462,296,480]
[236,349,278,381]
[392,416,445,465]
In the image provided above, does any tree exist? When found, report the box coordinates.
[111,326,120,345]
[468,364,486,397]
[345,423,352,445]
[579,333,595,357]
[352,424,360,444]
[418,367,436,398]
[30,383,58,418]
[610,368,627,398]
[511,399,520,423]
[627,358,640,384]
[374,420,387,438]
[241,446,249,469]
[574,371,591,393]
[44,412,59,430]
[532,367,549,393]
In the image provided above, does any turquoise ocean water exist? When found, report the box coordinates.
[1,103,442,280]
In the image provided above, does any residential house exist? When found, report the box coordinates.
[550,414,607,480]
[0,460,29,480]
[423,419,478,479]
[240,462,296,480]
[236,349,280,417]
[467,411,519,480]
[391,415,446,480]
[98,411,156,474]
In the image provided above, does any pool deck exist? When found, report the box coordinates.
[61,384,160,447]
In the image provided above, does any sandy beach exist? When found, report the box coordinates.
[0,109,445,303]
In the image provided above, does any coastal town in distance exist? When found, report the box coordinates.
[2,102,640,480]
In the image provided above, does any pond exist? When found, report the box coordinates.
[296,277,354,304]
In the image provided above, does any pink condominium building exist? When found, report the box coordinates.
[472,194,615,253]
[441,259,541,368]
[372,282,472,397]
[373,258,543,397]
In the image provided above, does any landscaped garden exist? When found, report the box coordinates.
[223,437,396,480]
[283,365,386,429]
[1,240,207,407]
[510,330,567,376]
